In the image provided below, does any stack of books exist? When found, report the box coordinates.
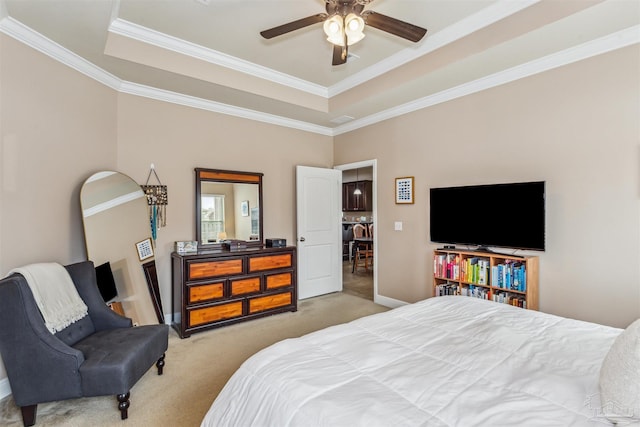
[461,257,489,284]
[433,254,460,279]
[490,261,526,292]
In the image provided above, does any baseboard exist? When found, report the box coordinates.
[0,377,12,400]
[374,294,408,309]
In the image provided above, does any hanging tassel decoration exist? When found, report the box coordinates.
[141,164,168,242]
[151,205,158,241]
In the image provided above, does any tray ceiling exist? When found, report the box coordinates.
[1,0,638,135]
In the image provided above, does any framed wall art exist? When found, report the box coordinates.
[395,177,414,204]
[241,200,249,217]
[135,238,154,261]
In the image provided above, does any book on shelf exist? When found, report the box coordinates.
[492,291,527,308]
[490,261,526,292]
[460,257,489,285]
[433,254,460,280]
[435,282,459,296]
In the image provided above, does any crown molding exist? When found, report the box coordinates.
[118,81,333,136]
[108,18,329,98]
[333,25,640,136]
[0,16,121,90]
[328,0,540,97]
[0,15,332,135]
[1,13,637,138]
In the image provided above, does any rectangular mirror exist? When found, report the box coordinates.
[195,168,263,248]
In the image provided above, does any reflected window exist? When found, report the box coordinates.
[201,194,225,243]
[250,207,259,236]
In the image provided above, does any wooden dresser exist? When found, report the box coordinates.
[171,246,297,338]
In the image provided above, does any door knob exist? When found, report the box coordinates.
[299,237,306,242]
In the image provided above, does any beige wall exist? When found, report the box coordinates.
[335,45,640,328]
[0,35,118,380]
[0,36,117,271]
[0,35,332,385]
[114,94,333,313]
[0,31,638,390]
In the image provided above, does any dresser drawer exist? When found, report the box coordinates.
[248,253,292,272]
[230,277,261,296]
[188,301,243,327]
[173,247,297,338]
[248,292,292,314]
[188,258,243,280]
[265,272,292,290]
[188,282,224,303]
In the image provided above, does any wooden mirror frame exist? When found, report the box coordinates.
[195,168,264,249]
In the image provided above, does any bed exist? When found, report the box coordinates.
[201,296,635,426]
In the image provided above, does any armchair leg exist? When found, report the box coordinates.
[156,353,166,375]
[20,404,37,427]
[117,392,130,420]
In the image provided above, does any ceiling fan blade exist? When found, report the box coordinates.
[332,44,347,66]
[362,11,427,43]
[260,14,328,39]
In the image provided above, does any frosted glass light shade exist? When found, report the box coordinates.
[323,15,344,46]
[344,13,365,45]
[324,13,365,47]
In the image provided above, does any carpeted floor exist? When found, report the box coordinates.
[0,292,388,427]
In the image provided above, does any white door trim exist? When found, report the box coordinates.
[334,159,378,304]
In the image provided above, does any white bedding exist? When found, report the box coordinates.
[202,296,621,427]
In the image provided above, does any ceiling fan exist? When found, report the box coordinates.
[260,0,427,66]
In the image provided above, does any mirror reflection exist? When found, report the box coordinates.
[80,171,160,326]
[195,168,263,248]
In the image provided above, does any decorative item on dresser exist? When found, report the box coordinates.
[172,246,297,338]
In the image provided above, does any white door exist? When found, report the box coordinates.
[296,166,342,299]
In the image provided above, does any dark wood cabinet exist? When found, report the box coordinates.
[172,246,297,338]
[343,180,372,211]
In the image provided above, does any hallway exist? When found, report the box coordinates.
[342,261,373,300]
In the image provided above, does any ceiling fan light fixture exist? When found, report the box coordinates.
[345,13,364,32]
[344,13,365,45]
[323,15,344,46]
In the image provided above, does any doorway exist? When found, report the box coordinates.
[335,160,377,302]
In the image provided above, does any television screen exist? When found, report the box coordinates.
[95,261,118,302]
[430,181,545,251]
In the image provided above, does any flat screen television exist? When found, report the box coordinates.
[429,181,545,251]
[95,261,118,302]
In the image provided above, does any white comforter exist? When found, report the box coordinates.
[202,296,620,427]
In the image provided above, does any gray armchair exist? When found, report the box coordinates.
[0,261,169,426]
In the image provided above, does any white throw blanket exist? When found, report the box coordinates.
[9,263,88,333]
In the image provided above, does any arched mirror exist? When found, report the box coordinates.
[195,168,263,248]
[80,171,163,326]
